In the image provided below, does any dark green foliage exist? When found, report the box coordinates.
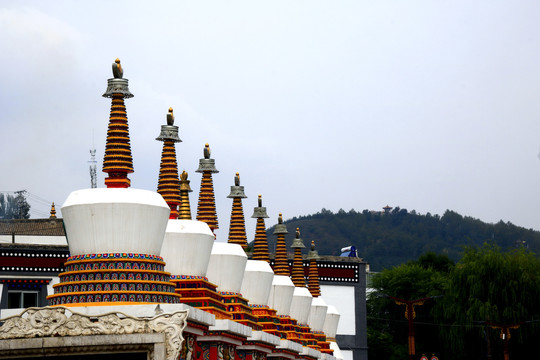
[0,192,30,219]
[437,245,540,359]
[265,208,540,271]
[368,247,540,360]
[368,258,450,359]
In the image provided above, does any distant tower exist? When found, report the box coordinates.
[155,108,182,219]
[273,213,290,276]
[227,173,248,249]
[196,144,219,233]
[102,58,134,188]
[89,149,97,188]
[49,203,57,219]
[383,205,393,214]
[251,195,270,262]
[290,228,306,287]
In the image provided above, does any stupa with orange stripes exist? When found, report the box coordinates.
[178,170,193,220]
[156,108,182,219]
[307,240,333,354]
[196,144,219,233]
[290,228,306,288]
[272,213,290,276]
[227,173,248,249]
[251,195,271,263]
[102,59,134,189]
[48,60,180,306]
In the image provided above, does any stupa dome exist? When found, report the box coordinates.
[308,296,328,332]
[289,287,313,325]
[267,275,295,315]
[323,304,340,338]
[160,220,214,276]
[62,188,170,256]
[206,242,247,293]
[240,260,274,305]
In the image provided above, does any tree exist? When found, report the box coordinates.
[367,257,451,359]
[437,244,540,360]
[0,191,31,219]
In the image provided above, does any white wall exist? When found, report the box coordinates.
[0,235,67,246]
[320,284,356,335]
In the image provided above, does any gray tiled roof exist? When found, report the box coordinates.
[0,219,65,236]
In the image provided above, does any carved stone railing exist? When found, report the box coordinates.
[0,306,187,360]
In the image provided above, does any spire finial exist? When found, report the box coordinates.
[112,58,123,78]
[273,212,289,276]
[167,107,174,125]
[156,108,182,219]
[204,143,211,159]
[227,172,248,249]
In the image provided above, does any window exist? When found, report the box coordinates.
[7,290,39,308]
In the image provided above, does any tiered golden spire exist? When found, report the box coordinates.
[227,173,248,249]
[102,59,134,188]
[49,203,56,219]
[178,170,193,220]
[196,144,219,233]
[290,228,306,287]
[251,195,270,262]
[273,213,290,276]
[307,240,321,297]
[156,108,182,219]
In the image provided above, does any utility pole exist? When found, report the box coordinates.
[485,322,521,360]
[386,295,434,360]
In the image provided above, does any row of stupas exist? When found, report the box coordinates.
[47,60,344,360]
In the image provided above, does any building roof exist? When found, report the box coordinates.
[0,219,65,236]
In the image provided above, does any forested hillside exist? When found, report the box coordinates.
[264,207,540,271]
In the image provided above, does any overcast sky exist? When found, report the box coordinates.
[1,1,540,243]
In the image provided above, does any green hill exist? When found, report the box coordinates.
[264,207,540,271]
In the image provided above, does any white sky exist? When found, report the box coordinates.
[1,1,540,241]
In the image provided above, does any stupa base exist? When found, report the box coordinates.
[170,275,231,319]
[47,253,180,306]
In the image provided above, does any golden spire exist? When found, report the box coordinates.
[290,227,306,287]
[196,143,219,233]
[307,240,321,297]
[178,170,193,220]
[102,58,134,188]
[227,172,248,249]
[251,195,270,262]
[273,213,290,276]
[156,108,182,219]
[49,202,57,219]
